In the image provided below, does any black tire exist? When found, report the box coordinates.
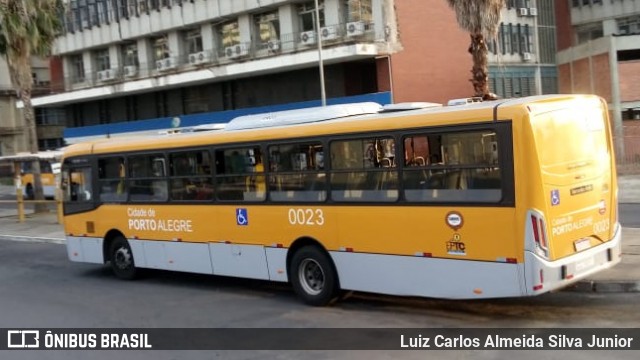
[109,236,137,280]
[290,246,339,306]
[25,184,34,200]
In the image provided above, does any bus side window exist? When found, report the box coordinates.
[98,157,127,202]
[169,150,214,201]
[329,137,398,202]
[403,131,502,203]
[268,142,326,202]
[215,147,265,202]
[63,166,92,202]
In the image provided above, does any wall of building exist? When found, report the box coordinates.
[391,0,471,104]
[619,60,640,103]
[555,0,572,51]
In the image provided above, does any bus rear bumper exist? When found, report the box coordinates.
[523,223,622,296]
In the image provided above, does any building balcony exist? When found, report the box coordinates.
[34,23,381,107]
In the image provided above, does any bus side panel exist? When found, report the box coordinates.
[209,243,270,280]
[331,252,525,299]
[66,236,103,264]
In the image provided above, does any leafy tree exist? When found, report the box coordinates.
[446,0,505,100]
[0,0,63,208]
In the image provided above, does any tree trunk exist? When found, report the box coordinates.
[468,33,496,100]
[20,84,47,213]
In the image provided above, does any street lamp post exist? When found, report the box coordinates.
[314,0,327,106]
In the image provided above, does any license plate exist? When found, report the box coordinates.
[574,238,591,252]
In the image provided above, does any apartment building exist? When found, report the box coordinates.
[556,0,640,160]
[30,0,556,144]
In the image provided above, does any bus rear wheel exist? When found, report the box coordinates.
[109,236,137,280]
[290,246,339,306]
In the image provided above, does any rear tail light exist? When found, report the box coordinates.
[530,214,549,258]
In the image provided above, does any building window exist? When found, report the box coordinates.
[346,0,372,23]
[184,28,203,54]
[491,23,531,55]
[152,35,170,61]
[137,0,149,15]
[70,54,85,83]
[121,43,139,66]
[218,21,240,49]
[617,15,640,35]
[35,108,66,126]
[575,24,603,44]
[38,138,65,151]
[255,11,280,48]
[299,1,325,32]
[94,48,110,71]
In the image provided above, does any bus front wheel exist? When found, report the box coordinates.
[109,236,137,280]
[290,246,339,306]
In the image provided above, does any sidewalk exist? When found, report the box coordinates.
[0,175,639,294]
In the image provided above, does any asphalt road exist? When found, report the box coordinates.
[0,240,639,359]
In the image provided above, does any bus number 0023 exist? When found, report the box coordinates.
[288,209,325,226]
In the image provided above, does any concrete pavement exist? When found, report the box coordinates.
[0,175,639,294]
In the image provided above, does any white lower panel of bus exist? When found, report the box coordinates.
[330,252,525,299]
[524,224,622,295]
[66,236,104,264]
[67,236,290,282]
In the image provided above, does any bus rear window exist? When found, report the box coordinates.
[533,108,608,170]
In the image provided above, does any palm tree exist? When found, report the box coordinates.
[446,0,505,100]
[0,0,64,209]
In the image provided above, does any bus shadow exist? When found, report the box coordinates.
[78,264,616,323]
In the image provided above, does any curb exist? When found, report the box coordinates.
[0,234,65,245]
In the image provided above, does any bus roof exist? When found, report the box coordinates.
[0,150,64,164]
[224,102,383,131]
[61,94,603,159]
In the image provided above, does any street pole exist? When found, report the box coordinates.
[314,0,327,106]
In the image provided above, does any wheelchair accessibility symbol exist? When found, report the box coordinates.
[551,189,560,206]
[236,208,248,226]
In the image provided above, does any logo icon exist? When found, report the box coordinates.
[7,330,39,348]
[445,211,464,230]
[236,208,248,226]
[551,189,560,206]
[446,234,466,256]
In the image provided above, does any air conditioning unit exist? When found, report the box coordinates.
[97,69,116,82]
[300,30,316,45]
[156,58,176,72]
[267,40,280,52]
[518,8,528,16]
[522,52,532,62]
[321,26,338,41]
[123,65,138,78]
[225,44,249,59]
[188,51,211,65]
[346,21,365,37]
[528,7,538,16]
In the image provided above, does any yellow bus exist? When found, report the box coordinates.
[61,95,621,305]
[0,151,62,199]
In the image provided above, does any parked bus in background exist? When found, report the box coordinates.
[0,151,63,199]
[61,95,620,306]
